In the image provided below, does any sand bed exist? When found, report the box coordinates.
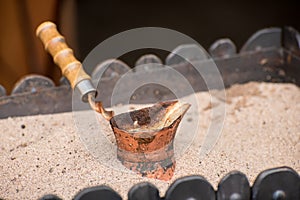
[0,82,299,199]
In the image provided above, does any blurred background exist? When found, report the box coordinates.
[0,0,298,93]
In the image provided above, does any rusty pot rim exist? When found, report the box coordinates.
[109,100,190,134]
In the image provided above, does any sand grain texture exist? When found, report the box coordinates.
[0,82,299,199]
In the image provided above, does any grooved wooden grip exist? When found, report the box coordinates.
[36,21,90,89]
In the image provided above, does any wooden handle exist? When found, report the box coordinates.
[36,21,90,89]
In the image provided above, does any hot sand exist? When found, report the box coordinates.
[0,82,299,199]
